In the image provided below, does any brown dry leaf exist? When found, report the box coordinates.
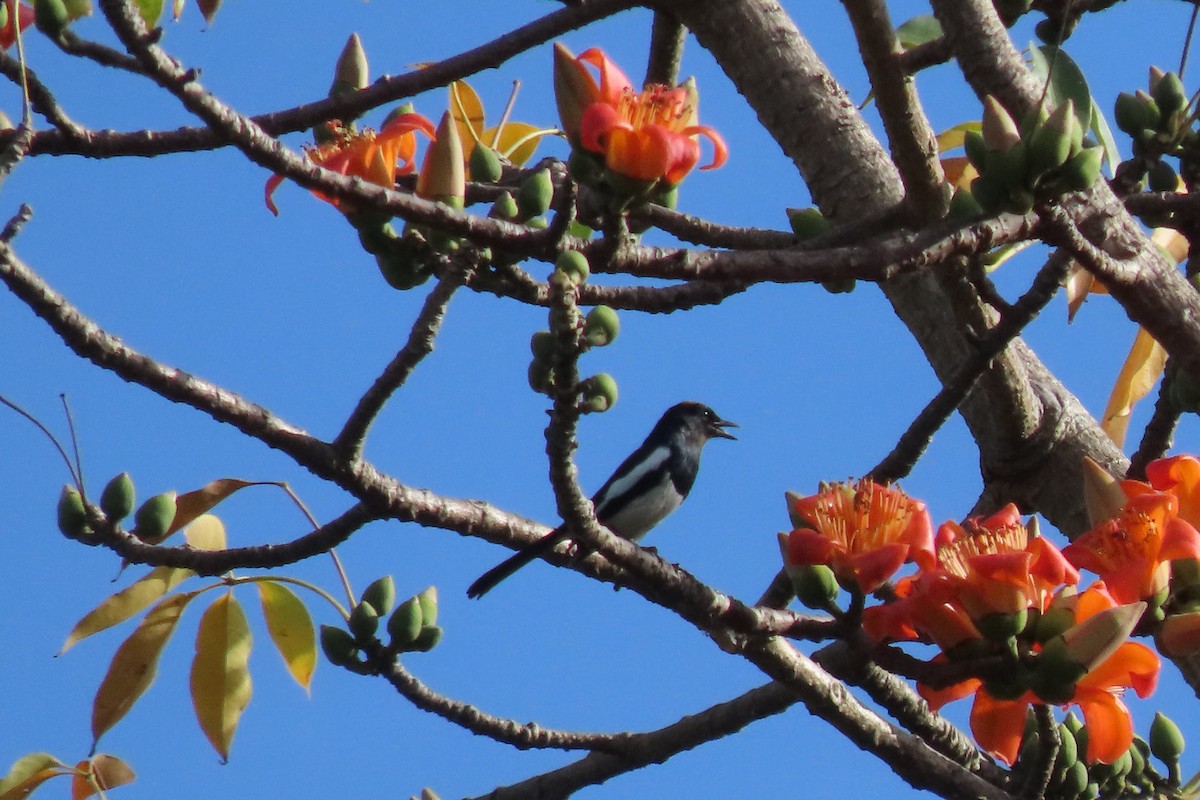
[59,566,194,655]
[69,755,135,800]
[91,592,197,747]
[1101,326,1167,448]
[257,581,316,692]
[165,479,259,541]
[191,593,253,762]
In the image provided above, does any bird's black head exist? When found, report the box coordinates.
[662,401,738,442]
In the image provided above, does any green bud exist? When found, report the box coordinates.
[555,250,590,285]
[34,0,69,40]
[515,168,553,220]
[1153,71,1187,118]
[133,491,177,543]
[1148,160,1178,192]
[1034,605,1075,643]
[1134,90,1163,131]
[820,277,857,294]
[946,187,983,222]
[1115,92,1152,136]
[970,174,1008,214]
[786,207,831,240]
[655,187,678,210]
[788,563,839,610]
[583,305,620,347]
[525,216,549,230]
[1063,760,1089,797]
[1058,146,1103,192]
[530,330,555,361]
[580,373,619,413]
[963,129,988,172]
[489,190,519,221]
[1027,101,1076,179]
[387,596,424,648]
[361,576,396,617]
[329,33,368,99]
[57,484,89,538]
[528,360,554,394]
[411,624,443,652]
[99,472,136,522]
[975,609,1028,642]
[1150,712,1185,764]
[416,587,438,628]
[469,143,504,184]
[1054,723,1079,778]
[348,601,380,640]
[319,625,359,667]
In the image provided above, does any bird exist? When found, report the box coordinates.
[466,401,737,598]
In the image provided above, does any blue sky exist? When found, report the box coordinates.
[2,1,1199,798]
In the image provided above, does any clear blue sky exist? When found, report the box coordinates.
[2,1,1197,798]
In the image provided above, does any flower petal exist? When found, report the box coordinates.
[969,690,1029,765]
[1075,690,1134,764]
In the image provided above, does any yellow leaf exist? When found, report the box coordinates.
[483,122,551,167]
[0,754,66,800]
[59,565,194,655]
[257,581,316,692]
[191,593,253,762]
[1101,326,1166,448]
[448,80,485,150]
[70,755,134,800]
[91,592,196,746]
[1153,226,1189,264]
[165,479,258,541]
[936,121,980,153]
[940,155,976,190]
[184,514,227,551]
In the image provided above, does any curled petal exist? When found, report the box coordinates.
[576,47,634,101]
[969,690,1030,765]
[1161,517,1200,561]
[1075,691,1134,764]
[1082,641,1160,698]
[1027,536,1081,588]
[265,173,285,216]
[839,541,909,593]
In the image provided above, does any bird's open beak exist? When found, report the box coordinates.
[709,417,738,440]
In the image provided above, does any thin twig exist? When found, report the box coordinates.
[869,251,1071,482]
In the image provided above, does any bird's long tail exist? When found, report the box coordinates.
[466,527,568,599]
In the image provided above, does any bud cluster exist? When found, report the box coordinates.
[966,97,1102,215]
[56,472,179,545]
[321,583,442,669]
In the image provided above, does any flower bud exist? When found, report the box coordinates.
[1153,71,1187,117]
[416,587,438,627]
[530,330,555,361]
[788,563,839,610]
[34,0,68,41]
[57,484,89,538]
[1081,456,1126,527]
[786,207,831,240]
[583,305,620,347]
[387,596,423,648]
[411,624,443,652]
[329,33,368,99]
[553,43,598,147]
[320,625,359,667]
[963,129,988,172]
[1148,160,1178,192]
[1058,145,1103,192]
[555,250,590,285]
[133,491,177,543]
[1027,100,1076,178]
[981,96,1021,151]
[348,600,380,640]
[361,575,396,617]
[100,472,136,522]
[417,112,466,207]
[1149,711,1185,764]
[516,167,554,220]
[468,142,503,184]
[580,373,618,413]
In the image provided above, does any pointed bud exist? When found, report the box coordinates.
[1082,456,1127,527]
[553,43,598,147]
[981,96,1021,151]
[1059,601,1146,671]
[785,491,809,529]
[417,112,465,207]
[788,563,840,610]
[57,484,89,538]
[1134,90,1162,131]
[416,587,438,627]
[320,625,359,667]
[330,33,369,98]
[361,576,396,617]
[489,190,519,221]
[963,129,988,172]
[100,472,136,522]
[1115,92,1151,136]
[1153,71,1187,117]
[1027,100,1075,178]
[1059,145,1103,192]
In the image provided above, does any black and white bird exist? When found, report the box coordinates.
[466,401,737,599]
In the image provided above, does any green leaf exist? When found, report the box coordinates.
[257,581,316,692]
[191,593,253,762]
[1029,45,1094,143]
[1089,101,1121,171]
[91,592,197,747]
[136,0,163,26]
[59,565,193,655]
[896,15,943,50]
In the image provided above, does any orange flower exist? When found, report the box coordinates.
[1063,490,1200,604]
[936,505,1079,620]
[265,113,436,215]
[921,586,1160,765]
[554,44,727,187]
[1145,454,1200,527]
[785,480,934,594]
[0,2,33,50]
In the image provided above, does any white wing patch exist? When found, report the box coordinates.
[594,446,671,512]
